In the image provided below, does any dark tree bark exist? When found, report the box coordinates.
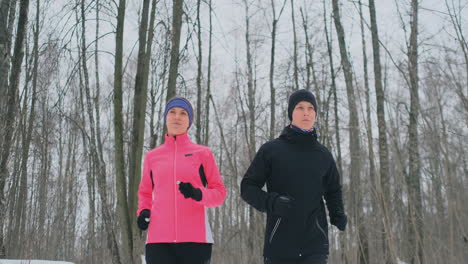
[165,0,184,103]
[128,0,157,262]
[368,1,399,263]
[112,0,129,262]
[11,0,39,257]
[0,0,14,118]
[195,0,203,143]
[79,1,121,263]
[290,0,299,90]
[0,0,30,257]
[331,1,365,263]
[406,1,424,263]
[323,0,342,176]
[356,1,370,262]
[269,0,286,140]
[203,0,213,146]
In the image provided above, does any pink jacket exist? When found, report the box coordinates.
[137,133,226,244]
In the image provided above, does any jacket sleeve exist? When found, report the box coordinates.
[137,153,153,216]
[240,144,272,213]
[323,157,345,218]
[197,148,226,208]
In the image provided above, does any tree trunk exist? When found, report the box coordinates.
[407,1,424,263]
[112,0,130,262]
[331,1,364,263]
[323,0,342,176]
[290,0,299,90]
[269,0,277,140]
[12,0,38,257]
[268,0,286,140]
[0,0,13,118]
[36,94,50,257]
[203,0,213,146]
[356,1,371,263]
[444,0,468,101]
[79,1,121,263]
[165,0,184,103]
[195,0,203,143]
[243,2,260,263]
[368,1,399,263]
[129,0,157,262]
[0,0,29,257]
[300,7,319,104]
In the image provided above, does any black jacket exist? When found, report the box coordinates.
[240,126,346,258]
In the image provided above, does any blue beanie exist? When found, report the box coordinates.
[164,97,194,128]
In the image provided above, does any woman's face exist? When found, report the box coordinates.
[166,107,189,136]
[291,101,316,130]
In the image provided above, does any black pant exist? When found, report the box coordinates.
[145,243,212,264]
[264,254,328,264]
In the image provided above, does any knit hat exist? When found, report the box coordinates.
[287,89,317,121]
[164,97,194,128]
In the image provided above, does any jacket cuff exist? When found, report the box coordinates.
[266,192,279,213]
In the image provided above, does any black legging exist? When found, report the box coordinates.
[145,242,212,264]
[264,254,328,264]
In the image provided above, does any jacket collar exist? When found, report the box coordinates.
[279,125,318,145]
[164,132,192,146]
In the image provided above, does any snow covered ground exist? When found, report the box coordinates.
[0,260,74,264]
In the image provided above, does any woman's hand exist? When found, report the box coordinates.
[178,181,202,201]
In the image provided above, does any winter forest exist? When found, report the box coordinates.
[0,0,467,263]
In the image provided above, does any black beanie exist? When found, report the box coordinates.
[288,89,318,121]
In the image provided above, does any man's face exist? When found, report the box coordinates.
[291,101,316,130]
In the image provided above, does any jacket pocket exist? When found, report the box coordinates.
[269,217,282,244]
[315,217,327,240]
[305,210,328,246]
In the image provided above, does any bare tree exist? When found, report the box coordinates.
[128,0,158,262]
[78,1,122,263]
[406,0,424,263]
[195,0,203,143]
[165,0,184,102]
[355,1,370,262]
[242,2,262,263]
[0,0,30,257]
[269,0,286,140]
[368,0,399,263]
[112,0,131,262]
[290,0,299,90]
[331,1,366,263]
[323,0,342,176]
[444,0,468,118]
[0,0,15,118]
[10,0,39,257]
[203,0,213,146]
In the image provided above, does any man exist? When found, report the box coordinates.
[241,89,347,264]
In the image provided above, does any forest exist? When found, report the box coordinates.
[0,0,467,263]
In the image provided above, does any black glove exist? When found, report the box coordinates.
[330,214,347,231]
[178,182,202,201]
[267,193,295,217]
[137,209,151,231]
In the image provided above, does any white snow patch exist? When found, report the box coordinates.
[0,260,74,264]
[398,258,409,264]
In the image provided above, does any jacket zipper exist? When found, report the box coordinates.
[316,218,327,239]
[269,217,282,244]
[174,136,178,242]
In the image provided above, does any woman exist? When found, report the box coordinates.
[241,89,347,264]
[137,97,226,264]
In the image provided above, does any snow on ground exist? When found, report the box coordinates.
[0,260,74,264]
